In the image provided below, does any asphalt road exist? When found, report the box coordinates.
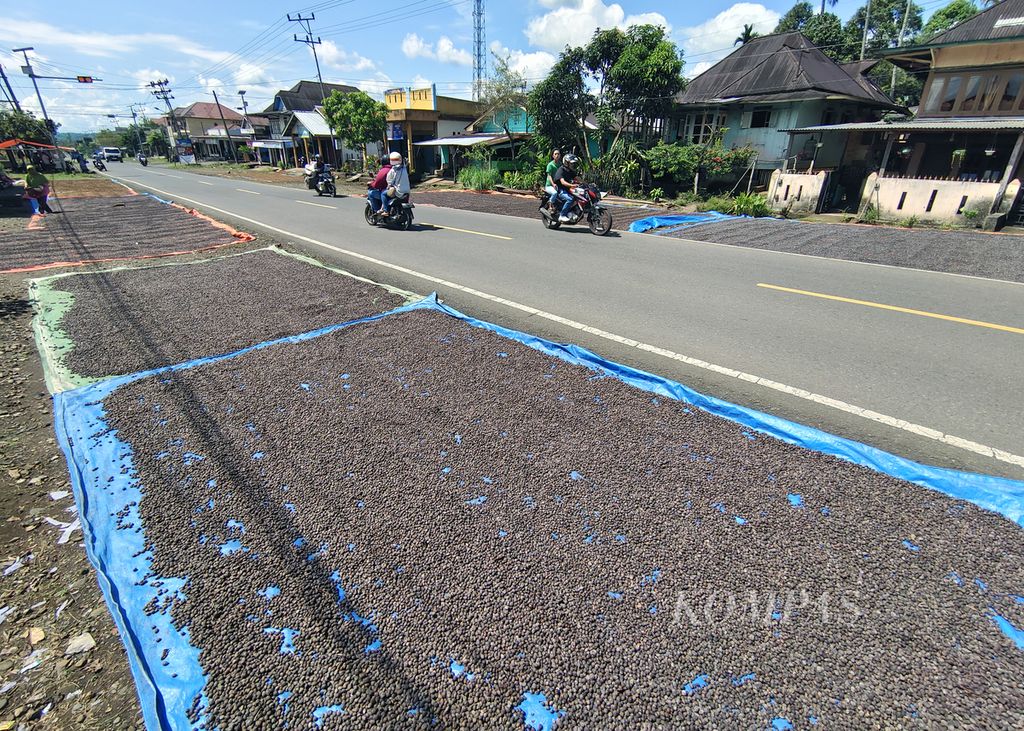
[103,162,1024,480]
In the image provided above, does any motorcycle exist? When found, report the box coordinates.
[539,182,613,236]
[92,157,107,172]
[137,153,148,167]
[303,162,336,197]
[364,194,415,230]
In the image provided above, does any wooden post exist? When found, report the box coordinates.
[405,122,414,173]
[877,133,895,179]
[992,131,1024,213]
[292,142,299,169]
[302,136,310,162]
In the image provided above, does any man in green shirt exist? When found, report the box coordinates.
[544,149,560,211]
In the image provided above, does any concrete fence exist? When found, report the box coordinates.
[859,173,1021,223]
[767,170,829,215]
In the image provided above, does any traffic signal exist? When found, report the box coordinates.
[76,75,93,83]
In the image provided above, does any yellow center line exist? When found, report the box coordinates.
[424,222,512,240]
[758,283,1024,335]
[236,188,261,195]
[296,200,336,209]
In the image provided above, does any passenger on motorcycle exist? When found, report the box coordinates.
[553,153,581,222]
[367,155,392,214]
[544,148,561,200]
[382,151,410,216]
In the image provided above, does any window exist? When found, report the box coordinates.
[961,75,983,111]
[940,76,962,112]
[750,107,772,128]
[922,78,945,113]
[1002,71,1024,111]
[686,111,726,144]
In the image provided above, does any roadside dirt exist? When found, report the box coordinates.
[0,273,142,730]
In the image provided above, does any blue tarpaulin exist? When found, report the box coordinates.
[629,211,736,234]
[54,294,1024,730]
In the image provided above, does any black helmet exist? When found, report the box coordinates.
[563,153,580,167]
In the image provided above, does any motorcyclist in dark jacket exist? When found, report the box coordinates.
[553,153,580,222]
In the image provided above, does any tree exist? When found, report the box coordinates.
[480,55,528,160]
[775,2,815,32]
[0,109,50,144]
[321,90,388,170]
[819,0,839,15]
[528,46,594,156]
[844,0,923,59]
[735,24,759,45]
[146,129,169,158]
[804,12,850,61]
[917,0,978,41]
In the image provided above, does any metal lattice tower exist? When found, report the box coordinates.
[473,0,486,101]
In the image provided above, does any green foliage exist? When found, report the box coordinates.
[646,139,756,190]
[322,90,388,165]
[899,215,919,228]
[528,47,594,153]
[961,207,980,221]
[803,13,850,62]
[735,24,759,45]
[844,0,923,59]
[648,187,665,201]
[731,193,771,217]
[585,139,645,194]
[457,165,502,190]
[775,2,815,32]
[697,195,735,214]
[501,170,534,190]
[146,129,169,157]
[918,0,979,41]
[859,203,880,223]
[482,55,528,159]
[0,110,52,143]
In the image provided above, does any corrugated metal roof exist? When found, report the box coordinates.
[927,0,1024,44]
[678,31,901,110]
[415,135,501,147]
[785,117,1024,133]
[292,111,332,137]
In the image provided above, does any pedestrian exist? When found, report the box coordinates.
[23,164,53,215]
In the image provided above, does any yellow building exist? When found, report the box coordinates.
[384,85,482,174]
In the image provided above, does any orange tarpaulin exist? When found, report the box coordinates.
[0,138,75,151]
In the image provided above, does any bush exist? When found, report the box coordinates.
[457,166,502,190]
[648,187,665,201]
[731,193,771,217]
[859,204,879,224]
[501,170,535,191]
[697,195,734,213]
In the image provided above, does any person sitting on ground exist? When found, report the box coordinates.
[544,148,561,205]
[367,154,392,214]
[553,153,580,223]
[23,164,53,215]
[383,151,411,216]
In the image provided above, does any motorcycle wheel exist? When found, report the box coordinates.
[316,187,323,197]
[397,209,413,231]
[329,186,337,198]
[363,204,376,226]
[541,214,561,230]
[589,208,613,236]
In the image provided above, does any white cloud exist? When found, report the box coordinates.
[0,19,228,63]
[401,33,472,66]
[357,72,397,98]
[489,41,557,83]
[678,2,780,76]
[524,0,671,52]
[131,68,175,85]
[412,74,432,88]
[319,40,376,72]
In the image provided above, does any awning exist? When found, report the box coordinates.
[784,117,1024,134]
[253,139,294,149]
[415,135,501,147]
[291,111,332,137]
[0,138,75,151]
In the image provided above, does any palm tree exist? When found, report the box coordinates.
[821,0,839,13]
[735,24,759,45]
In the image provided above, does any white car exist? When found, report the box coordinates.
[102,147,123,162]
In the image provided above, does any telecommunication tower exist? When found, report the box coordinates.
[473,0,486,101]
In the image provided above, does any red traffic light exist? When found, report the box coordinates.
[76,75,93,83]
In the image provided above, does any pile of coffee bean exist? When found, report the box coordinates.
[54,248,405,377]
[100,309,1024,729]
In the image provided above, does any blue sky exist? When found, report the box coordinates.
[1,0,948,131]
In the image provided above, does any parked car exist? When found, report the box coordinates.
[102,147,123,162]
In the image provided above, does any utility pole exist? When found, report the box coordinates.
[149,79,179,159]
[0,64,20,111]
[211,89,239,164]
[859,0,872,61]
[473,0,487,101]
[237,90,250,128]
[289,13,339,166]
[13,47,62,166]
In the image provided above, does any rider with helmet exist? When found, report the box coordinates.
[383,151,411,216]
[553,153,580,222]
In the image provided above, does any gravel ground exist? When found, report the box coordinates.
[415,190,658,232]
[0,195,248,273]
[0,276,141,729]
[50,248,406,379]
[670,218,1024,282]
[97,307,1023,730]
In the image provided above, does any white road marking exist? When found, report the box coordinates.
[117,180,1024,470]
[296,200,336,209]
[236,188,261,195]
[196,180,214,186]
[151,171,183,179]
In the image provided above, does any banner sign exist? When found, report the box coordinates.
[175,138,196,165]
